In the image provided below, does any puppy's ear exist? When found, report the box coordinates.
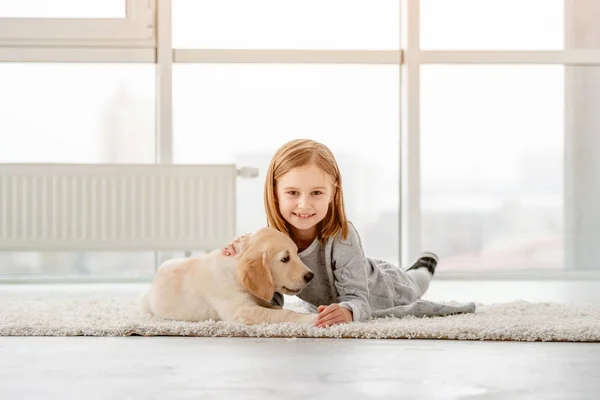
[237,244,275,302]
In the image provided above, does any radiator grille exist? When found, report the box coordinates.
[0,164,237,251]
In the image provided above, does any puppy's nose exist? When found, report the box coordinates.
[304,272,314,283]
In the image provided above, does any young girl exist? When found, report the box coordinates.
[224,139,476,327]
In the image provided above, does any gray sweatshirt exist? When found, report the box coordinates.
[272,221,476,321]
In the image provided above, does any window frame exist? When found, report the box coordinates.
[0,0,154,47]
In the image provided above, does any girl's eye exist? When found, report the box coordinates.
[287,191,298,196]
[312,191,323,196]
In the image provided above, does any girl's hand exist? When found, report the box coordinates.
[315,303,353,328]
[222,238,239,256]
[222,233,251,256]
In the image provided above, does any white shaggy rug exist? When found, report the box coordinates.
[1,295,599,342]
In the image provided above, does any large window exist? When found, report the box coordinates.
[1,1,600,279]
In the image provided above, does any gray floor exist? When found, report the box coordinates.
[1,280,600,399]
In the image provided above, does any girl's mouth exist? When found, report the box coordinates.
[293,213,315,219]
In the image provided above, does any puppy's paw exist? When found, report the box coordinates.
[235,314,256,326]
[234,309,259,326]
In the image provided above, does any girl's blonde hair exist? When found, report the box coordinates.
[264,139,349,242]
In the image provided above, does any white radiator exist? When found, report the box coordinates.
[0,164,253,252]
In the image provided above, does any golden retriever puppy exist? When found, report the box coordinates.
[140,227,317,326]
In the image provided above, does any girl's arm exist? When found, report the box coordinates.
[330,223,372,322]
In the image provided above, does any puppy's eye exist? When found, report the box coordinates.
[281,255,290,263]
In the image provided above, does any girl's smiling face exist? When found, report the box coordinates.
[275,164,335,238]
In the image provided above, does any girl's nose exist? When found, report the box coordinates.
[298,195,310,208]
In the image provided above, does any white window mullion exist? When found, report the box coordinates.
[174,49,401,64]
[564,0,600,271]
[402,0,422,267]
[419,50,600,65]
[128,0,155,38]
[153,0,172,270]
[155,0,173,164]
[0,47,154,63]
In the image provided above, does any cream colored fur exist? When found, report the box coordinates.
[140,227,317,326]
